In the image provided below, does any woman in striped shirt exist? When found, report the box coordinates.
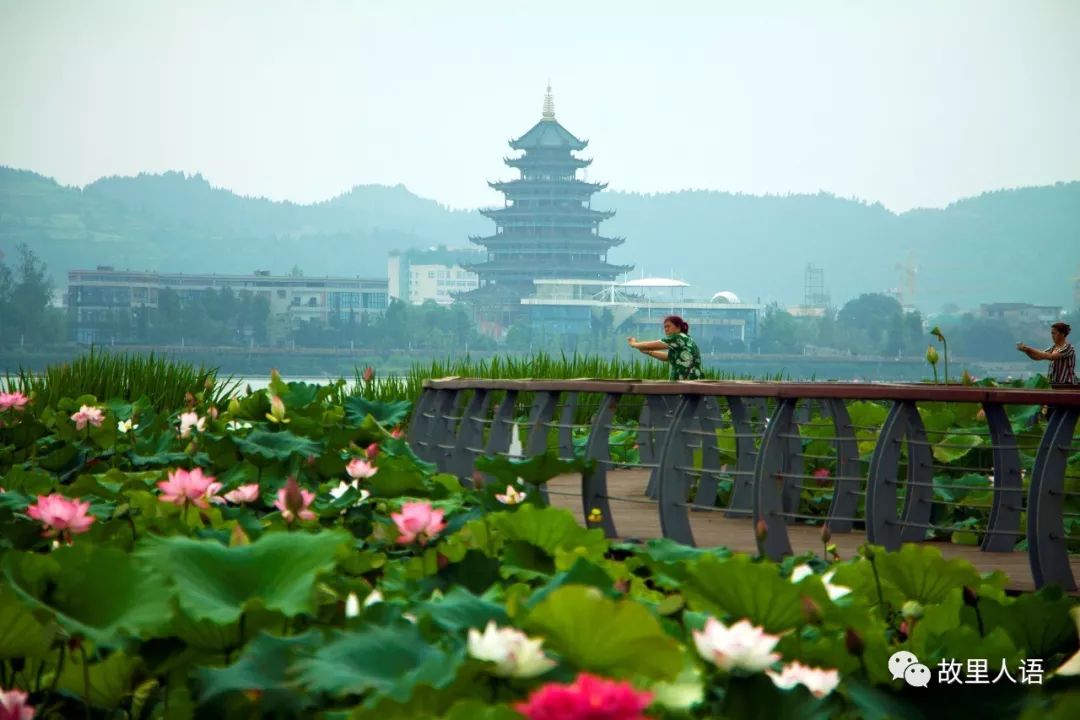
[1017,322,1077,386]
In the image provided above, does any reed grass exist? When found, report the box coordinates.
[3,348,239,411]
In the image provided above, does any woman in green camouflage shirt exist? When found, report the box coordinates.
[627,315,703,380]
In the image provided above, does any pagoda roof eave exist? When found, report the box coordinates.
[508,119,588,151]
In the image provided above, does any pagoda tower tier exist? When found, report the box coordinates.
[464,85,631,294]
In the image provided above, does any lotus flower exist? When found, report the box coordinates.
[812,468,831,486]
[515,672,653,720]
[0,688,35,720]
[265,395,289,424]
[26,494,96,541]
[789,564,852,601]
[766,661,840,698]
[468,621,557,678]
[71,405,104,430]
[692,617,781,672]
[495,484,528,505]
[362,366,375,382]
[224,484,261,504]
[390,427,404,439]
[329,480,371,504]
[345,458,377,480]
[0,392,29,412]
[344,593,361,618]
[226,420,253,432]
[391,501,446,545]
[275,476,316,523]
[117,418,138,433]
[178,411,206,438]
[157,467,222,509]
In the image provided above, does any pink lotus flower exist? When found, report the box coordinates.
[178,411,206,438]
[495,485,528,505]
[515,672,653,720]
[766,661,840,698]
[391,501,446,545]
[224,483,261,504]
[390,427,403,439]
[0,392,29,412]
[157,467,222,509]
[71,405,104,430]
[812,468,831,486]
[365,442,379,460]
[275,477,316,523]
[692,617,781,672]
[26,494,96,542]
[345,458,378,480]
[0,688,35,720]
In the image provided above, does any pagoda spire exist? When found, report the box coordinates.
[541,82,555,121]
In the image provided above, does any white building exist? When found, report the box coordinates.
[388,248,482,305]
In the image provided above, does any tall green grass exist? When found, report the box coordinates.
[3,349,239,411]
[351,352,788,425]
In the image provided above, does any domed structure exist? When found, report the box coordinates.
[711,290,741,304]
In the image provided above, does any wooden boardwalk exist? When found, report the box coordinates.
[546,469,1080,593]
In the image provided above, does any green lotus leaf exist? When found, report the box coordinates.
[976,587,1078,659]
[137,529,351,624]
[57,650,141,709]
[677,554,805,633]
[932,434,984,464]
[872,544,981,605]
[367,454,429,497]
[196,631,323,706]
[233,429,323,463]
[474,452,591,487]
[487,505,608,563]
[2,545,174,649]
[291,623,463,701]
[415,586,509,632]
[525,584,681,681]
[0,583,57,659]
[344,396,412,428]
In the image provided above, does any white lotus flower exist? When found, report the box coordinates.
[495,485,528,505]
[226,420,253,432]
[692,617,781,672]
[344,593,360,618]
[467,621,557,678]
[363,589,384,608]
[178,411,206,438]
[766,661,840,697]
[329,480,371,504]
[117,418,138,433]
[790,563,852,601]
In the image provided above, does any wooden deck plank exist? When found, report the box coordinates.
[546,470,1080,594]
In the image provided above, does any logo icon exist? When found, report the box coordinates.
[904,662,932,687]
[888,650,919,681]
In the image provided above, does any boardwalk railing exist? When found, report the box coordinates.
[407,378,1080,590]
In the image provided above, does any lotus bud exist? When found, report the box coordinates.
[266,395,289,424]
[229,397,241,415]
[209,405,219,420]
[184,391,196,407]
[897,620,909,641]
[282,476,305,517]
[962,586,979,608]
[901,600,924,620]
[930,326,945,343]
[205,378,215,391]
[961,369,974,385]
[344,592,361,618]
[365,442,379,461]
[821,524,832,545]
[755,518,769,542]
[844,627,865,657]
[925,345,939,365]
[362,366,375,383]
[270,368,281,383]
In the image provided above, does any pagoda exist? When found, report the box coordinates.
[463,86,632,295]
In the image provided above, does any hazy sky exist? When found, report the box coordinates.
[1,0,1078,212]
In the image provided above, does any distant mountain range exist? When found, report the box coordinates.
[1,166,1077,312]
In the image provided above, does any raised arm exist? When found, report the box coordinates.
[1017,343,1057,361]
